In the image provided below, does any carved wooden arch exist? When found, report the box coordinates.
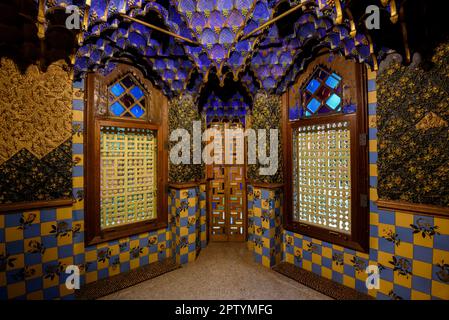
[93,63,163,124]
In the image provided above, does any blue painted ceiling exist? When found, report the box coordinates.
[33,0,431,121]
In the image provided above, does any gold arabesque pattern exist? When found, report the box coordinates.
[0,58,72,165]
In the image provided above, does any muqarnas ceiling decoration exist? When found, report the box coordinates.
[0,58,73,204]
[28,0,432,105]
[377,42,449,207]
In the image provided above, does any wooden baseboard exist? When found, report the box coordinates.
[377,199,449,218]
[0,199,73,214]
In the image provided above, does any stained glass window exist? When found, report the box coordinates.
[100,126,157,229]
[292,122,351,234]
[108,75,147,119]
[291,66,345,120]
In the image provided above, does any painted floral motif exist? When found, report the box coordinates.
[187,217,196,228]
[305,242,320,253]
[178,237,188,248]
[261,210,271,222]
[410,218,440,239]
[97,248,112,263]
[350,256,367,273]
[17,213,37,230]
[77,262,92,273]
[119,242,129,253]
[12,266,36,281]
[168,94,204,183]
[50,221,72,238]
[111,257,120,270]
[0,139,72,204]
[294,249,302,263]
[147,236,158,247]
[44,262,65,280]
[285,235,294,248]
[27,240,46,255]
[130,246,144,259]
[0,252,17,272]
[382,229,401,246]
[389,256,413,278]
[377,42,449,206]
[73,189,84,203]
[388,290,403,300]
[247,93,283,184]
[332,253,344,266]
[435,260,449,283]
[254,236,263,248]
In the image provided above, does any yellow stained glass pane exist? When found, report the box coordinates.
[100,126,157,229]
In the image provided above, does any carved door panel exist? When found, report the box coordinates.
[208,122,247,242]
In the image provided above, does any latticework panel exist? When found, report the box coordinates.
[228,166,245,237]
[210,166,226,237]
[293,121,351,234]
[100,126,157,229]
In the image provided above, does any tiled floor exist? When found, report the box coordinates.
[102,242,331,300]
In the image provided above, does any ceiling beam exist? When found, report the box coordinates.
[120,14,200,46]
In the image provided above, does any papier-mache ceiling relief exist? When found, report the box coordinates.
[0,58,73,204]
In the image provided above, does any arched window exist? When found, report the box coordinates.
[85,64,168,245]
[284,56,369,252]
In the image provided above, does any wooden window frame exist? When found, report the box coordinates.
[84,66,168,246]
[283,63,369,252]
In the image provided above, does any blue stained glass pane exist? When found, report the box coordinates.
[306,79,321,94]
[325,75,340,89]
[326,94,341,109]
[331,72,342,80]
[130,86,144,100]
[110,102,125,116]
[110,83,125,97]
[306,98,321,113]
[130,105,144,118]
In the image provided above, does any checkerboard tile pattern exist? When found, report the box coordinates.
[169,187,205,265]
[281,70,449,300]
[199,183,207,249]
[247,185,255,251]
[248,186,283,268]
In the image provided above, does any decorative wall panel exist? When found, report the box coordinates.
[247,186,283,268]
[0,58,73,204]
[0,140,72,204]
[377,42,449,207]
[282,69,449,300]
[168,94,204,183]
[247,92,283,183]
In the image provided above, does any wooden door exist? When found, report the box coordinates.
[208,122,247,242]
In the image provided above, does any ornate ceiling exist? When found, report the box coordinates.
[0,1,446,112]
